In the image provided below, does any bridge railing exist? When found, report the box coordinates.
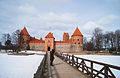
[34,52,47,78]
[55,52,120,78]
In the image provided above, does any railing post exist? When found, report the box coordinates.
[72,55,74,66]
[91,61,93,78]
[69,55,71,64]
[82,59,84,73]
[76,57,78,68]
[104,65,108,78]
[65,54,68,61]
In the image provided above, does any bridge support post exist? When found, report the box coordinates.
[72,55,74,66]
[104,65,108,78]
[91,61,93,77]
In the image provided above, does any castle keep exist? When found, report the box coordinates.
[19,27,83,52]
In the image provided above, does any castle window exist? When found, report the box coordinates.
[74,42,76,44]
[48,40,50,43]
[78,42,80,44]
[77,39,79,41]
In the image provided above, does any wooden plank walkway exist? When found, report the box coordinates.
[50,55,88,78]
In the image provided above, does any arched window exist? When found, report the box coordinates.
[77,39,79,41]
[78,42,80,44]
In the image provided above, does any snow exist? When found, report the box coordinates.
[75,55,120,78]
[20,50,46,55]
[0,51,44,78]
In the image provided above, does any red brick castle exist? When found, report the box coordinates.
[19,27,83,52]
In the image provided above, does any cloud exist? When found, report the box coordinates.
[83,21,102,33]
[82,14,120,40]
[83,15,120,33]
[16,4,80,31]
[98,15,119,25]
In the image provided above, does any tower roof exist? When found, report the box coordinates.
[72,27,83,36]
[45,32,54,38]
[64,32,69,36]
[21,26,30,36]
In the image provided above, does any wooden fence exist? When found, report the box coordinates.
[34,52,47,78]
[55,52,120,78]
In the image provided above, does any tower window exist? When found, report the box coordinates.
[77,39,79,41]
[78,42,80,44]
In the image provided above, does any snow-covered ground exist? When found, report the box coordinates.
[75,55,120,78]
[0,51,44,78]
[20,50,46,55]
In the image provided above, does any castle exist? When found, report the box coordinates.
[19,27,83,52]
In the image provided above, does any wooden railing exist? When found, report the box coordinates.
[34,52,47,78]
[55,52,120,78]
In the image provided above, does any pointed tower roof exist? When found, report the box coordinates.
[72,27,83,36]
[21,26,30,36]
[45,32,54,38]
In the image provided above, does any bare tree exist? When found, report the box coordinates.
[83,37,87,50]
[11,29,20,45]
[115,30,120,51]
[92,27,103,52]
[103,32,110,51]
[86,37,94,51]
[2,33,11,45]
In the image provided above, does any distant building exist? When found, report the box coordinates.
[19,27,83,52]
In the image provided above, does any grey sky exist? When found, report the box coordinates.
[0,0,120,41]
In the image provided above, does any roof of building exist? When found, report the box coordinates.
[72,27,83,36]
[40,37,42,41]
[21,26,30,36]
[45,32,54,38]
[64,32,69,36]
[29,37,45,43]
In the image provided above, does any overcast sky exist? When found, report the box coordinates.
[0,0,120,41]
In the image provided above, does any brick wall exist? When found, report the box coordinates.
[55,44,83,52]
[29,43,44,51]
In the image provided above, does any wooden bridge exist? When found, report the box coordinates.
[34,52,120,78]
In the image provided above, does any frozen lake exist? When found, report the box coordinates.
[75,55,120,78]
[0,51,44,78]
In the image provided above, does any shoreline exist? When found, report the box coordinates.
[64,51,120,55]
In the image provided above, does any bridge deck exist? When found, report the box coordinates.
[50,55,88,78]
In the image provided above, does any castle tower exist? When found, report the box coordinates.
[63,32,69,41]
[71,27,83,46]
[19,26,30,49]
[45,32,55,51]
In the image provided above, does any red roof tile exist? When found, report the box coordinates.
[30,37,45,43]
[21,27,30,36]
[72,27,83,36]
[40,37,42,41]
[45,32,54,38]
[64,32,69,36]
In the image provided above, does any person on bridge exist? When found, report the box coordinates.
[50,49,55,66]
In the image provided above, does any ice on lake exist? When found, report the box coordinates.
[75,55,120,78]
[0,51,44,78]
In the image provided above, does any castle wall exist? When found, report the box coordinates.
[70,44,83,52]
[55,44,71,52]
[55,42,83,52]
[29,43,44,51]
